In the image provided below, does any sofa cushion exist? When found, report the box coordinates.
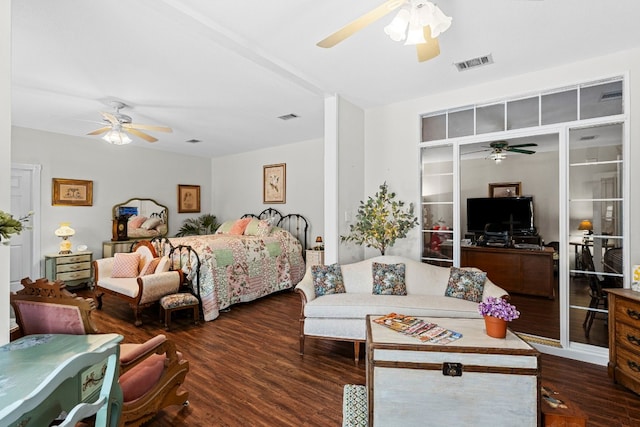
[444,266,487,303]
[372,262,406,295]
[304,293,483,320]
[140,257,161,276]
[112,253,141,278]
[312,264,346,296]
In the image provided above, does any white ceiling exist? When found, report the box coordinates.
[11,0,640,158]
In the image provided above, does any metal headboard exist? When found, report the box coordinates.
[241,208,283,225]
[168,244,202,316]
[277,214,309,252]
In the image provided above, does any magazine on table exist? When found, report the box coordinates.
[373,313,462,344]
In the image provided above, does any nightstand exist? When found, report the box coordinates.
[306,249,324,266]
[102,240,139,257]
[44,251,93,290]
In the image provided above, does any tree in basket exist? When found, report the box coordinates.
[340,182,419,255]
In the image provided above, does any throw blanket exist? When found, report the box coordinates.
[169,228,305,321]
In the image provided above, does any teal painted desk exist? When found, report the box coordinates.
[0,333,123,427]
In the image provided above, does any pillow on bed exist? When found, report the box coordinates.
[372,262,407,295]
[112,253,141,278]
[312,264,345,296]
[229,217,252,235]
[128,215,147,229]
[141,217,163,230]
[244,219,272,237]
[216,220,236,234]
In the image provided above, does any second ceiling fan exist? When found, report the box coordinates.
[317,0,452,62]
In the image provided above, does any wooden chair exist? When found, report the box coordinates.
[11,277,190,427]
[581,247,609,338]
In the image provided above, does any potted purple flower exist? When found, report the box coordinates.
[478,296,520,338]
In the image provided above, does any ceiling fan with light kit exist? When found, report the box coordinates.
[317,0,452,62]
[465,141,538,163]
[87,101,172,145]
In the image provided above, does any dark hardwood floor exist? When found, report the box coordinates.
[84,288,640,426]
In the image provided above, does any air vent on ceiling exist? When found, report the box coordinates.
[600,90,622,101]
[278,113,299,121]
[454,54,494,72]
[186,139,201,144]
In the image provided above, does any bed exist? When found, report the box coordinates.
[165,208,308,321]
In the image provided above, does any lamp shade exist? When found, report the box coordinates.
[102,129,132,145]
[578,220,593,232]
[55,223,75,237]
[315,236,323,243]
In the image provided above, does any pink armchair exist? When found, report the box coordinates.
[11,278,190,427]
[94,240,182,326]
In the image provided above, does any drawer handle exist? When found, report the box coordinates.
[628,334,640,347]
[628,360,640,372]
[627,309,640,320]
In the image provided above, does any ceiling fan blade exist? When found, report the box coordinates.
[100,111,119,125]
[86,126,110,136]
[316,0,405,48]
[508,143,538,148]
[416,26,440,62]
[123,123,173,133]
[125,128,158,143]
[507,148,536,155]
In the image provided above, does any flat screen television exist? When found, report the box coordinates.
[466,196,535,235]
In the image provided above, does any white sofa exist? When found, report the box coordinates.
[295,255,509,363]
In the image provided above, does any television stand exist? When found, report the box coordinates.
[461,245,554,298]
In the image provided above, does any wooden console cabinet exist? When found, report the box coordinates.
[461,245,555,298]
[606,289,640,395]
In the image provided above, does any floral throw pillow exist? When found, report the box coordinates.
[312,264,346,297]
[372,262,407,295]
[444,267,487,303]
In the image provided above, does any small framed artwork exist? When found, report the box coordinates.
[489,182,522,198]
[263,163,286,204]
[52,178,93,206]
[178,184,201,213]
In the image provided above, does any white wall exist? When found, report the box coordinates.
[11,127,212,259]
[212,138,324,244]
[365,47,640,264]
[1,0,11,344]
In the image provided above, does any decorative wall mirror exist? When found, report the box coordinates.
[111,198,168,241]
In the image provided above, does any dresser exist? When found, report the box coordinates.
[0,333,123,427]
[606,288,640,394]
[102,240,139,257]
[305,249,324,266]
[44,251,93,289]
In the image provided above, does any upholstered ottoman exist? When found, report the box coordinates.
[159,293,200,330]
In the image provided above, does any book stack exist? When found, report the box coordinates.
[373,313,462,345]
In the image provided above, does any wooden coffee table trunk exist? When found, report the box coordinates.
[366,316,541,427]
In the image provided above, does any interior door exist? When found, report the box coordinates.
[10,165,37,293]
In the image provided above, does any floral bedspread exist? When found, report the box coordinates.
[168,228,305,321]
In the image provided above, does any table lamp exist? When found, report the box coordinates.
[55,222,75,254]
[314,236,324,250]
[578,219,593,244]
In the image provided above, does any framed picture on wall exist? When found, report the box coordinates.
[489,182,522,198]
[263,163,286,204]
[178,184,201,213]
[52,178,93,206]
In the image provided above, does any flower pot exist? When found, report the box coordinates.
[484,315,508,339]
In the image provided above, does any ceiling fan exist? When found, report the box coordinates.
[316,0,452,62]
[87,101,172,145]
[462,141,538,163]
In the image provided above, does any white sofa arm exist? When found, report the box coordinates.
[93,257,114,282]
[294,268,316,304]
[482,278,510,300]
[137,271,181,305]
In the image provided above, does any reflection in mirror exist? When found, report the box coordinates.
[112,198,169,238]
[460,135,560,343]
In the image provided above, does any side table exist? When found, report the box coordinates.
[306,249,324,266]
[44,251,93,289]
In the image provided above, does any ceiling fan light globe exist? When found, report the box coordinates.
[102,129,132,145]
[384,7,411,41]
[428,4,452,37]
